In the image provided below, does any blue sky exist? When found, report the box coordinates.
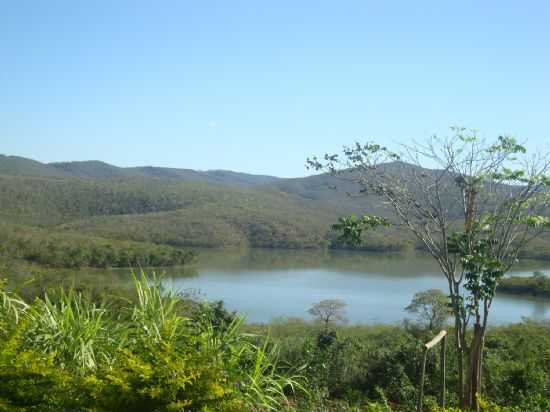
[1,1,549,177]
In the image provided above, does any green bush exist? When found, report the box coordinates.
[0,222,197,269]
[0,273,304,411]
[497,272,550,298]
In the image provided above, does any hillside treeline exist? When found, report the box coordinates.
[0,174,335,250]
[3,160,550,265]
[498,272,550,298]
[0,223,196,269]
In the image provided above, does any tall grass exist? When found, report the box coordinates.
[24,289,114,372]
[130,271,187,345]
[241,336,306,411]
[0,279,28,336]
[0,272,305,411]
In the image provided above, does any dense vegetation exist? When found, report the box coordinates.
[1,272,548,411]
[245,318,550,411]
[498,272,550,298]
[0,173,336,250]
[2,155,550,259]
[0,273,305,412]
[0,222,196,269]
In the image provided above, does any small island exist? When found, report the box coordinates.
[498,271,550,298]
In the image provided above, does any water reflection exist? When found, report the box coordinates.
[162,248,550,325]
[533,299,549,319]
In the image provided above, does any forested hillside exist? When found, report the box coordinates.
[1,156,339,251]
[1,155,550,263]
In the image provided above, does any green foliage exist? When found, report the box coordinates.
[0,337,83,412]
[0,222,196,268]
[0,273,303,411]
[244,318,550,411]
[405,289,450,331]
[0,173,336,250]
[482,321,550,411]
[497,272,550,298]
[332,215,391,247]
[252,321,420,410]
[23,289,116,373]
[3,155,550,255]
[448,230,506,313]
[130,271,187,345]
[0,279,28,337]
[3,272,549,411]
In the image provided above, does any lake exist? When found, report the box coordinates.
[160,248,550,325]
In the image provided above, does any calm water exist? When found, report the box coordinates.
[161,249,550,325]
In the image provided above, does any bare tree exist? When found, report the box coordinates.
[308,127,550,409]
[308,299,347,332]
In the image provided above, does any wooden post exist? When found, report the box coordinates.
[440,334,447,408]
[417,347,429,412]
[418,330,447,412]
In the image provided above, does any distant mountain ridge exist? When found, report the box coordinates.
[0,154,379,217]
[0,154,455,218]
[0,155,280,187]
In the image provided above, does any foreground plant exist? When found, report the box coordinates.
[0,279,28,337]
[0,272,303,411]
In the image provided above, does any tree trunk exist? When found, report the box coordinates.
[466,323,484,410]
[458,340,465,409]
[448,280,466,408]
[455,318,465,408]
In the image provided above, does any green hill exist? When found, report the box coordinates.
[262,161,468,218]
[49,160,137,179]
[50,160,281,186]
[0,154,70,178]
[1,154,550,260]
[0,155,404,251]
[0,171,340,249]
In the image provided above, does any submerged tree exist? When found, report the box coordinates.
[405,289,450,331]
[308,127,550,409]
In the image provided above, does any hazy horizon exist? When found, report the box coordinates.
[1,152,289,177]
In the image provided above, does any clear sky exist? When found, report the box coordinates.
[1,1,549,177]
